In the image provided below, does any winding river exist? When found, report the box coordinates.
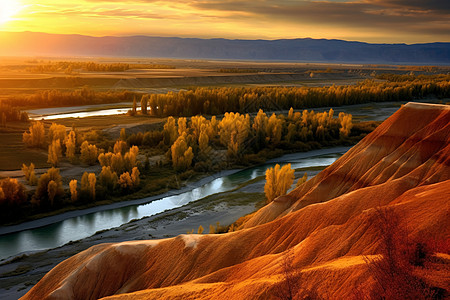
[0,148,349,260]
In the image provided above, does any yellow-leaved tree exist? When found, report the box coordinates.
[47,139,62,167]
[264,163,295,203]
[64,130,77,163]
[22,163,37,185]
[23,121,45,148]
[48,123,66,144]
[69,179,77,202]
[80,141,98,165]
[171,133,194,172]
[339,112,353,138]
[163,116,178,145]
[219,112,250,158]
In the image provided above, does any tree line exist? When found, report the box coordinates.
[26,61,175,73]
[138,78,450,117]
[3,74,448,114]
[3,88,138,108]
[0,103,28,126]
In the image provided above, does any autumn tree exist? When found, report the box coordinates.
[0,178,26,207]
[80,172,90,200]
[22,163,38,185]
[264,164,295,203]
[88,173,96,200]
[69,179,77,202]
[120,128,127,141]
[47,180,58,206]
[163,116,178,145]
[48,123,66,144]
[80,141,98,165]
[80,172,96,201]
[23,121,45,148]
[339,112,353,138]
[178,117,187,136]
[171,133,194,172]
[113,140,127,155]
[34,168,63,207]
[140,94,149,115]
[219,112,250,158]
[124,146,139,172]
[252,109,268,149]
[118,171,133,189]
[48,139,62,166]
[266,113,283,145]
[198,130,211,158]
[64,130,77,163]
[98,166,118,191]
[131,167,140,187]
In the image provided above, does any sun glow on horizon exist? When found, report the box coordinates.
[0,0,22,25]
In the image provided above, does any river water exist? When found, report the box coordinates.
[0,149,347,260]
[26,100,409,121]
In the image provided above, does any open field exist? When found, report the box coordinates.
[2,57,448,101]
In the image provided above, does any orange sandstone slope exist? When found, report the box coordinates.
[22,103,450,300]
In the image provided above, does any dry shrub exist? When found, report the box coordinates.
[365,207,446,300]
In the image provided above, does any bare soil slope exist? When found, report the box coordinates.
[21,103,450,300]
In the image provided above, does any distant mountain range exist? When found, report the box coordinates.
[1,31,450,64]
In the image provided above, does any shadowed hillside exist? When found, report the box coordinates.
[1,32,450,64]
[21,103,450,300]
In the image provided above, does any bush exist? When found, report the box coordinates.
[366,208,440,300]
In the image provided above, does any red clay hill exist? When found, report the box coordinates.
[22,102,450,300]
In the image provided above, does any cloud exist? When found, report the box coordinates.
[372,0,450,11]
[184,0,450,39]
[19,0,450,42]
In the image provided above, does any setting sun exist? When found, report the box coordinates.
[0,0,22,25]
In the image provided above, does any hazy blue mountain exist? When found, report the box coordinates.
[1,31,449,64]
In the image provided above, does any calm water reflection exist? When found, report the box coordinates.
[0,151,343,260]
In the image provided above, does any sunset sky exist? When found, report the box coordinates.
[0,0,449,43]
